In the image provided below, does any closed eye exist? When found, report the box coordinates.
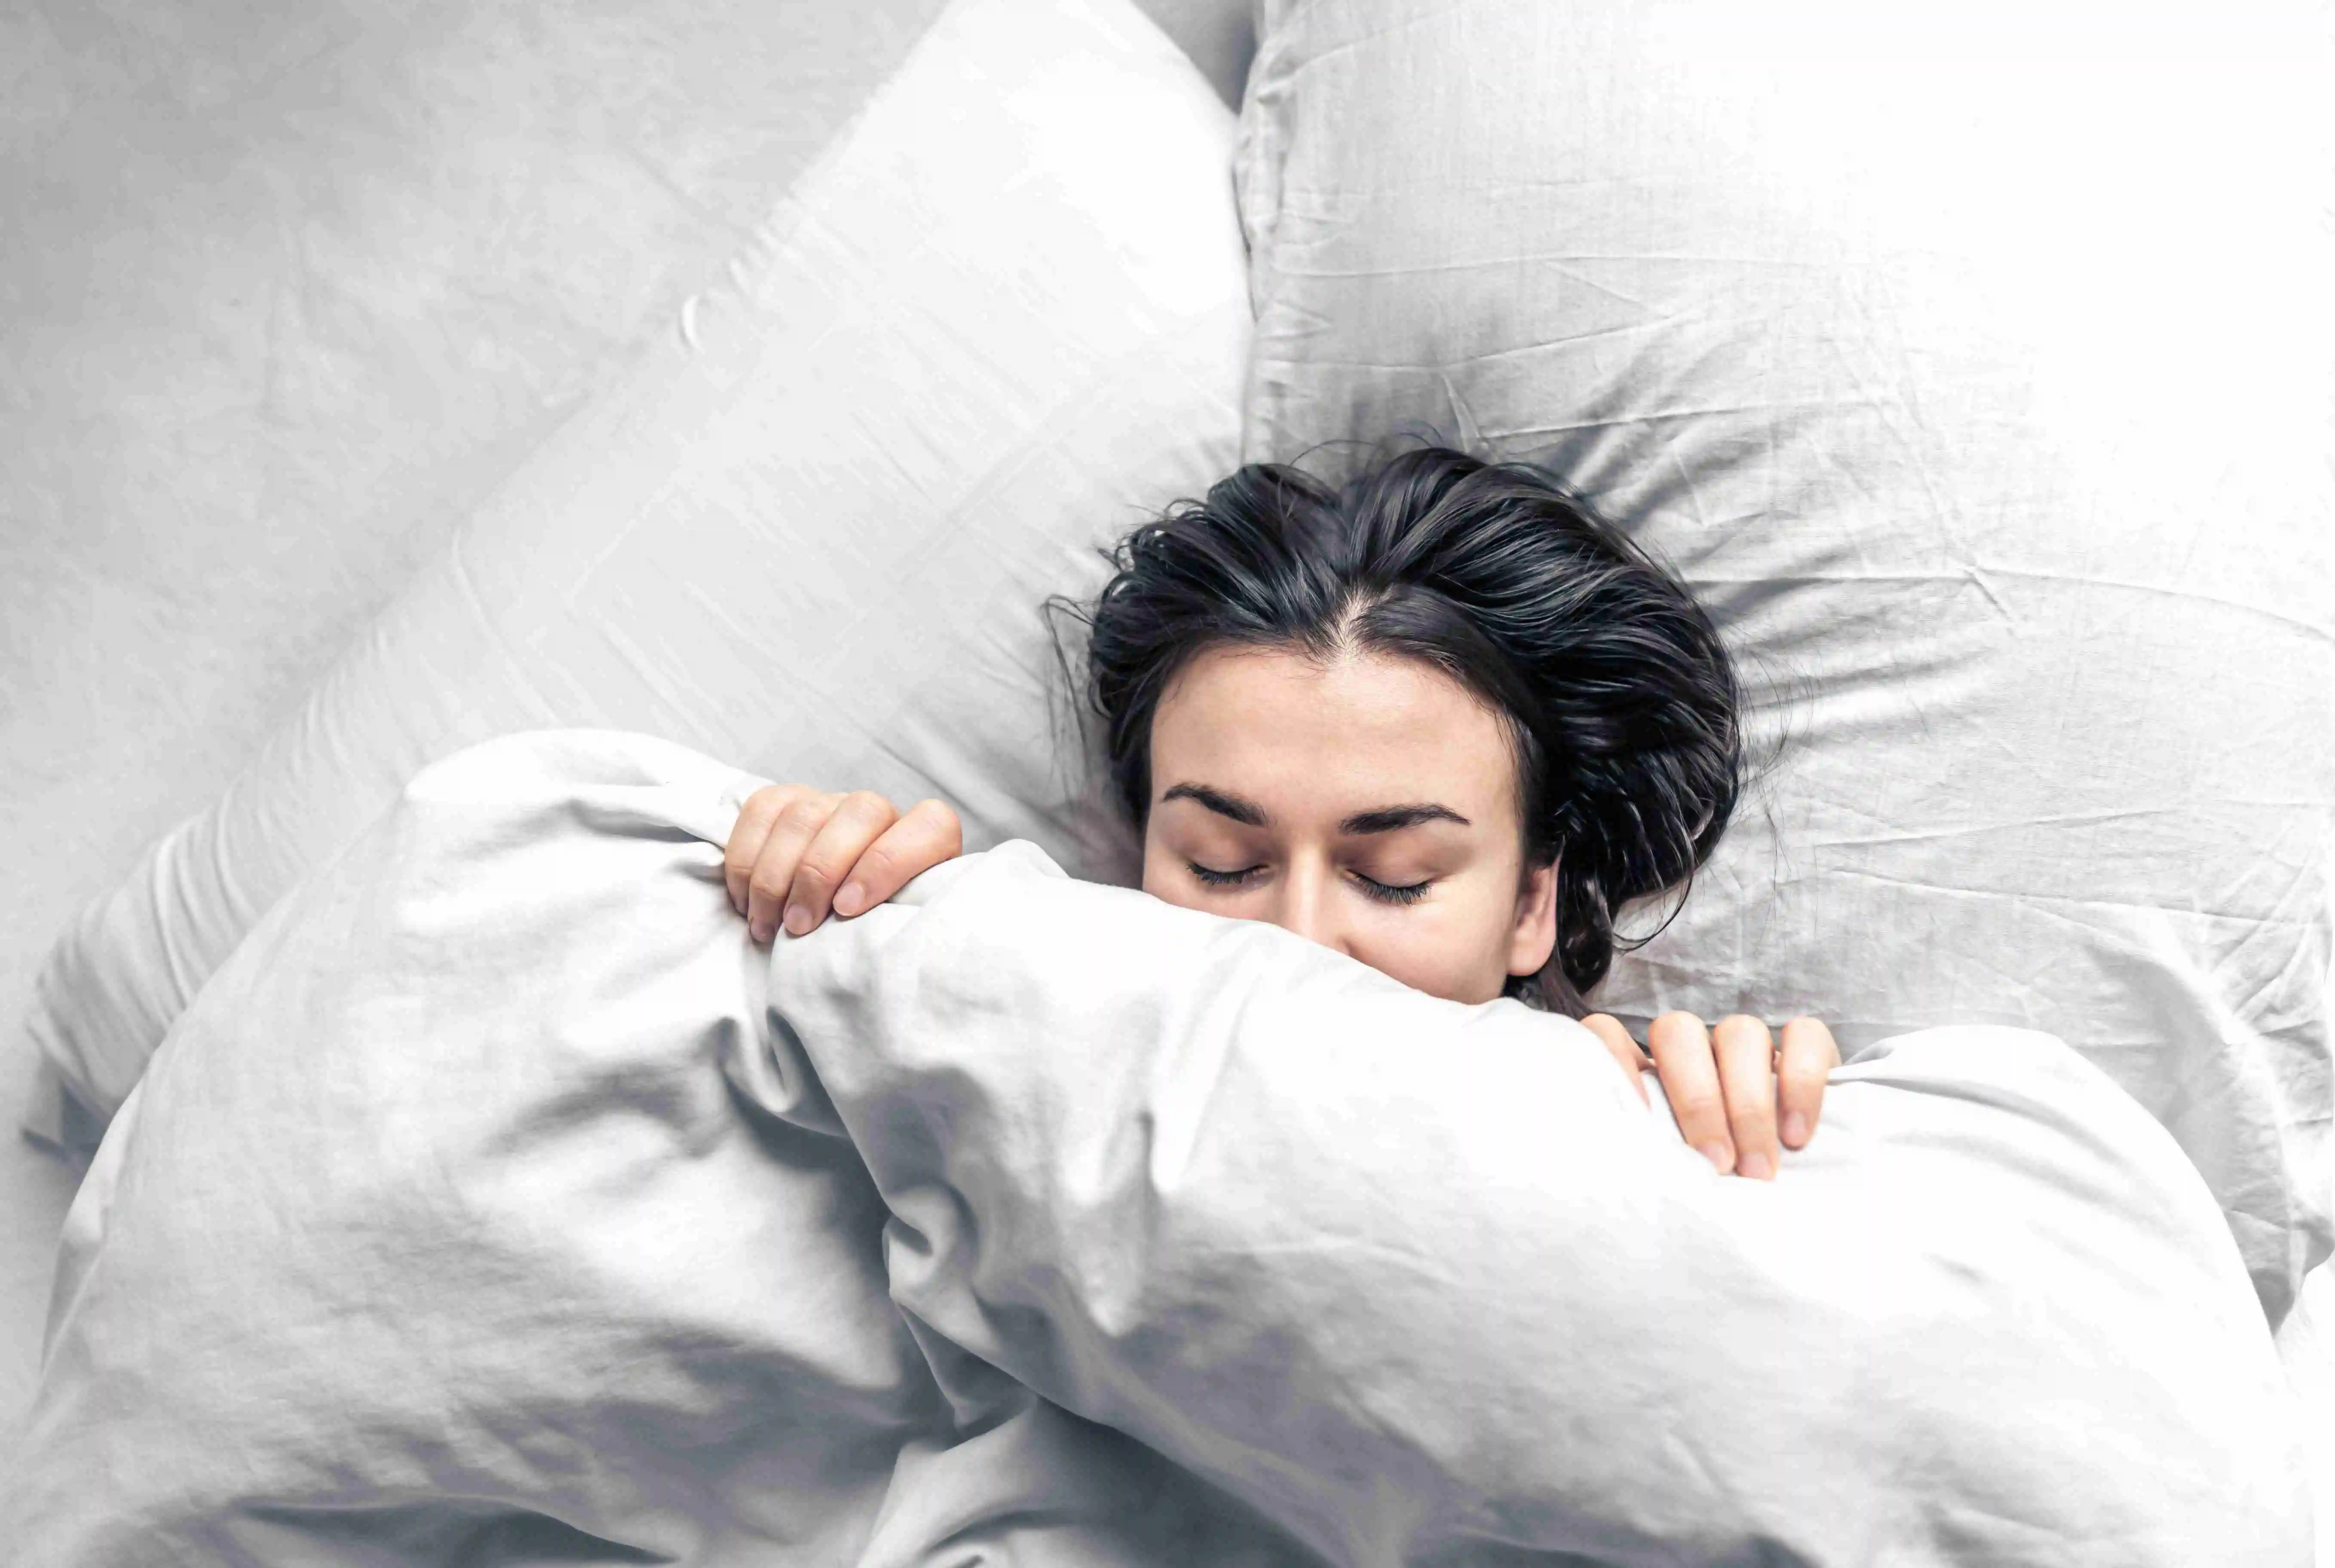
[1354,873,1432,907]
[1188,861,1434,907]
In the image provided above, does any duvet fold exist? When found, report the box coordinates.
[772,836,2314,1566]
[9,730,2310,1566]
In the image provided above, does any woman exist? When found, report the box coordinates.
[723,443,1838,1180]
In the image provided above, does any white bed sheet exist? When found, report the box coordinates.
[10,728,2310,1563]
[0,0,1253,1479]
[5,2,2325,1555]
[0,0,961,1477]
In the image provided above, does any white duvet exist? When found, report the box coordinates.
[9,731,2311,1565]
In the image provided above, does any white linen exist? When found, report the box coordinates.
[1233,0,2335,1333]
[7,731,1314,1565]
[18,0,1243,1159]
[10,730,2310,1565]
[0,0,957,1454]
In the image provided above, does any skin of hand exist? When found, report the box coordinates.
[1578,1012,1840,1180]
[723,785,963,946]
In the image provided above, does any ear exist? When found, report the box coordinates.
[1508,855,1560,979]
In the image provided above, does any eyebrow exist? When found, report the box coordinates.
[1159,782,1471,835]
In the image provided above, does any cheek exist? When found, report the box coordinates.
[1348,885,1516,1004]
[1141,836,1241,920]
[1139,838,1193,910]
[1141,872,1198,912]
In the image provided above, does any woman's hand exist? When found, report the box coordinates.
[1580,1012,1840,1182]
[724,785,963,943]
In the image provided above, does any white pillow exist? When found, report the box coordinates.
[1234,0,2335,1329]
[21,0,1244,1148]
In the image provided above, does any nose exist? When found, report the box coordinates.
[1266,862,1347,956]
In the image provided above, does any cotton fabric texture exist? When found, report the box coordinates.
[1233,0,2335,1330]
[9,730,2310,1565]
[18,0,1237,1152]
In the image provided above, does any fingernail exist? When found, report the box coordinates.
[1781,1112,1809,1147]
[749,919,771,943]
[1698,1141,1733,1175]
[782,903,812,937]
[833,882,864,916]
[1737,1149,1775,1181]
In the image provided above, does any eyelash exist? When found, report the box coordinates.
[1185,862,1434,907]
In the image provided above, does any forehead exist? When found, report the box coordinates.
[1149,644,1518,821]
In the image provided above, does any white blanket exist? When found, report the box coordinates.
[9,731,2311,1564]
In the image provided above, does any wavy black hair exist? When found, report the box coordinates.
[1047,440,1744,1015]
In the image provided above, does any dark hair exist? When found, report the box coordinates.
[1047,441,1744,1015]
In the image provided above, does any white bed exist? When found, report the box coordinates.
[5,0,2327,1555]
[10,729,2311,1562]
[0,0,1249,1483]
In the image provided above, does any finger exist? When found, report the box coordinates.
[1776,1015,1840,1150]
[832,799,963,917]
[1647,1012,1731,1173]
[747,791,841,943]
[1578,1014,1649,1106]
[1712,1014,1780,1181]
[782,791,901,934]
[724,785,803,916]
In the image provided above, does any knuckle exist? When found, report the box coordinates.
[756,784,810,823]
[843,789,896,820]
[1776,1063,1824,1094]
[789,857,839,894]
[914,799,963,846]
[1670,1087,1725,1124]
[775,796,828,833]
[1786,1016,1842,1063]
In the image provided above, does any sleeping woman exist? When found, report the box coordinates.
[721,442,1839,1181]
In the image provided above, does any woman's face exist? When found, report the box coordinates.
[1141,643,1558,1004]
